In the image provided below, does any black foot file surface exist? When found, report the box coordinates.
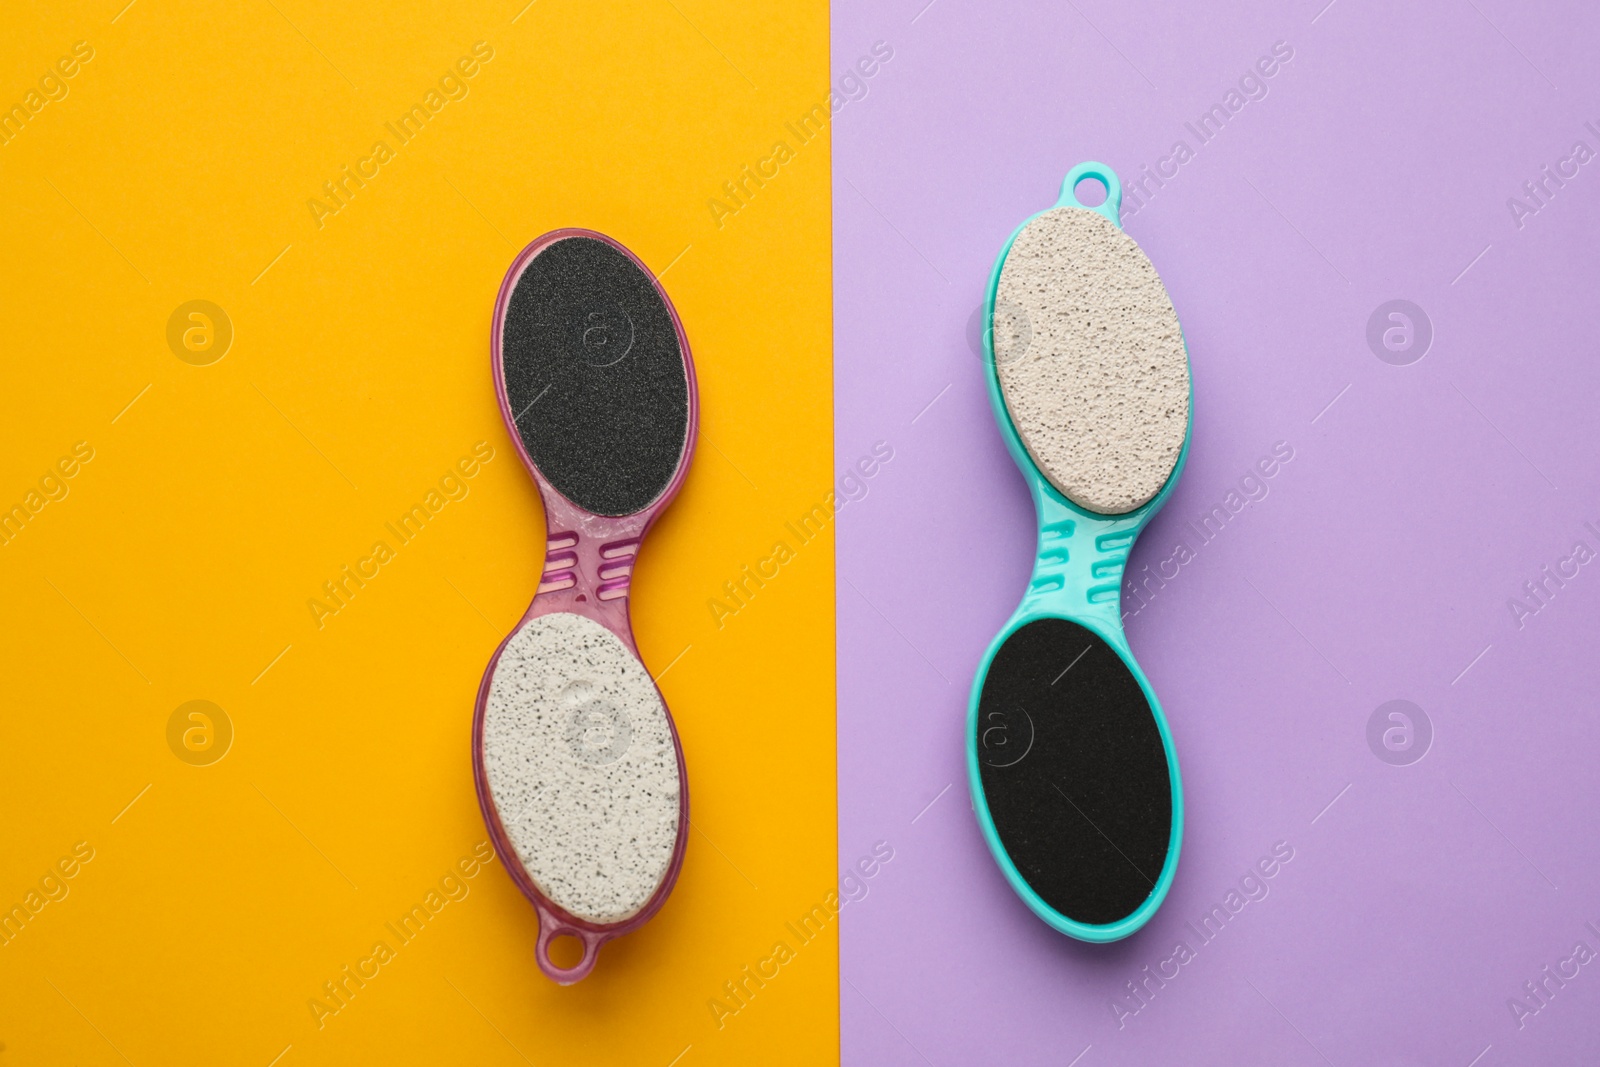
[977,619,1171,926]
[475,230,696,984]
[968,164,1189,941]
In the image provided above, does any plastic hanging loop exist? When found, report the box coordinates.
[1057,161,1123,226]
[533,902,608,985]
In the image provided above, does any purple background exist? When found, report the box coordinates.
[832,1,1600,1064]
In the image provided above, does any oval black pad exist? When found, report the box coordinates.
[976,618,1172,926]
[500,236,689,517]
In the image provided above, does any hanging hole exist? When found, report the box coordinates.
[548,934,584,969]
[1073,176,1108,207]
[576,594,587,603]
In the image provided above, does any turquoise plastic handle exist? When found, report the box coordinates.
[1059,161,1123,226]
[967,162,1191,943]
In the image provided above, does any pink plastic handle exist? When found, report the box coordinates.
[533,901,609,985]
[471,227,699,986]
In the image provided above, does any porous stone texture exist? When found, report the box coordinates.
[482,611,680,924]
[994,206,1189,515]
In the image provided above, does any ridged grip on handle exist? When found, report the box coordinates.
[474,227,698,984]
[967,162,1190,942]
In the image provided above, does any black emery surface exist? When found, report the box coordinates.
[976,617,1172,926]
[500,236,689,517]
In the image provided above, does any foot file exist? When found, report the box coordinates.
[473,229,696,983]
[967,163,1191,942]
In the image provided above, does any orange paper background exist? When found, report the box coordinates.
[0,1,835,1063]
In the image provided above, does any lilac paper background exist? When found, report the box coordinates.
[832,1,1600,1063]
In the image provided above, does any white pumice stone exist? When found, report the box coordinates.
[994,206,1189,515]
[482,611,680,924]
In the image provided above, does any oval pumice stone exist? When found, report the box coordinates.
[482,611,680,924]
[976,617,1172,926]
[994,206,1189,515]
[499,235,690,517]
